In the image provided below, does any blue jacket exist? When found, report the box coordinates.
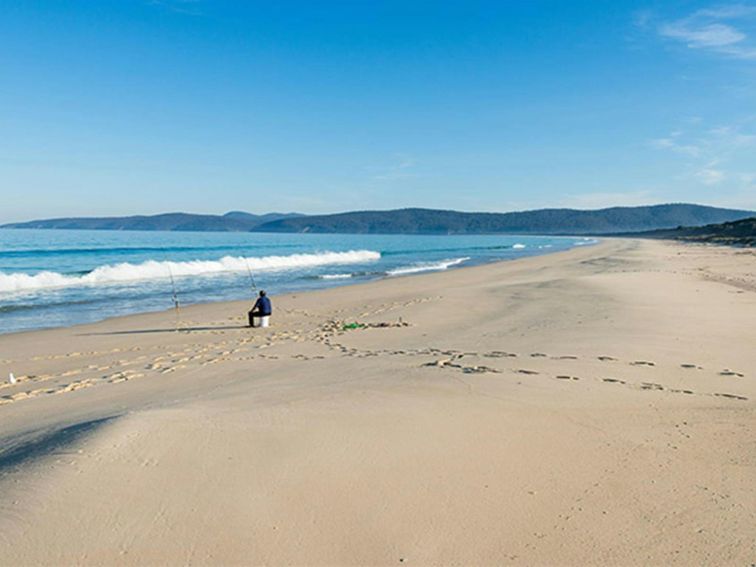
[254,295,272,315]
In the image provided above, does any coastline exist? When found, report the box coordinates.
[0,238,754,564]
[0,230,587,336]
[0,236,591,340]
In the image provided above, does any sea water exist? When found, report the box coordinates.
[0,229,596,334]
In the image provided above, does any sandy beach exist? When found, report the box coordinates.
[0,238,754,565]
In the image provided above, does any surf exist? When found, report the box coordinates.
[387,257,470,276]
[0,250,381,294]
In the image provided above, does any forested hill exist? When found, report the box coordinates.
[2,212,303,232]
[4,204,753,235]
[252,204,754,235]
[630,217,756,247]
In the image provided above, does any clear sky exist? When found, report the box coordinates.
[1,0,755,222]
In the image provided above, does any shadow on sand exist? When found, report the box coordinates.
[79,325,251,336]
[0,417,118,474]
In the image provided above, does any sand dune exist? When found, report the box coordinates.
[0,239,754,565]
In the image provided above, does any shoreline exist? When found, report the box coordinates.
[0,233,591,337]
[0,238,754,565]
[0,238,595,339]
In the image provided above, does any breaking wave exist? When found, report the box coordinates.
[387,257,470,276]
[318,273,354,280]
[0,250,381,294]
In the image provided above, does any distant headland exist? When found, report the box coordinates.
[3,204,753,236]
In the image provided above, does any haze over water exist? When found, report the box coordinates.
[0,229,593,334]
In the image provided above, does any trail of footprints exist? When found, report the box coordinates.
[309,320,750,401]
[413,350,748,401]
[313,321,749,399]
[1,314,749,407]
[0,317,345,406]
[0,302,428,402]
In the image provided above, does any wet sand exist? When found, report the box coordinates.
[0,239,754,565]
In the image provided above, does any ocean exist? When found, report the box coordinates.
[0,229,596,334]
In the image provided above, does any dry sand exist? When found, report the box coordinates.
[0,239,754,565]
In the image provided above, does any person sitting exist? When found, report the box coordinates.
[248,290,272,327]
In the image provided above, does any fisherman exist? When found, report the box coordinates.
[248,290,272,327]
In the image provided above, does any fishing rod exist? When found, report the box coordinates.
[167,263,181,332]
[244,257,257,295]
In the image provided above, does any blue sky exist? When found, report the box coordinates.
[1,0,755,222]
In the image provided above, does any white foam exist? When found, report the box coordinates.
[512,243,527,249]
[0,250,381,294]
[388,257,469,276]
[319,273,353,280]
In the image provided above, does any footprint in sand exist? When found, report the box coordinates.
[713,392,748,401]
[517,369,539,375]
[484,351,517,358]
[719,370,745,377]
[681,364,702,370]
[556,375,580,381]
[424,358,456,368]
[641,382,664,390]
[602,378,625,384]
[598,356,617,362]
[462,366,500,374]
[10,392,32,401]
[59,380,95,392]
[631,361,656,367]
[61,369,82,377]
[555,355,579,360]
[530,353,548,358]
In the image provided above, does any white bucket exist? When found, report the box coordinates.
[254,316,270,328]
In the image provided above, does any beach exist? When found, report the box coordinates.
[0,238,754,564]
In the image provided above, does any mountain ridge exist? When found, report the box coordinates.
[1,212,303,232]
[252,204,755,235]
[3,204,753,235]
